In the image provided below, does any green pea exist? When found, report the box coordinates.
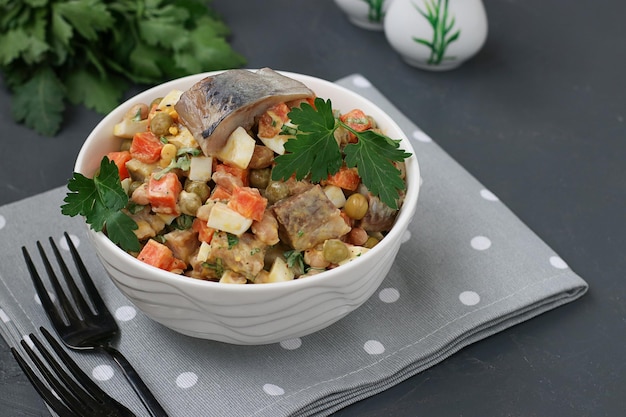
[265,181,289,204]
[150,112,173,136]
[184,180,210,202]
[249,168,271,189]
[179,191,202,216]
[363,236,379,249]
[322,239,349,264]
[344,193,368,220]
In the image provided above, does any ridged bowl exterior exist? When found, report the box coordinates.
[77,71,420,345]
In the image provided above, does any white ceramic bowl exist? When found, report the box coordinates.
[76,70,420,345]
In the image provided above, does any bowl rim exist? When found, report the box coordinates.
[79,69,420,293]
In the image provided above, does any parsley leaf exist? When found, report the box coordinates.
[272,98,343,183]
[343,129,412,210]
[284,250,305,274]
[227,233,239,249]
[272,98,411,209]
[62,157,140,252]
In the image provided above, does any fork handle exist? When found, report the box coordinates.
[102,345,170,417]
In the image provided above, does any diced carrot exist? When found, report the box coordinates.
[340,109,371,143]
[147,172,182,214]
[327,167,361,191]
[208,184,232,201]
[227,186,268,222]
[106,151,132,180]
[258,103,290,138]
[192,218,215,243]
[137,239,187,272]
[130,131,163,163]
[214,163,249,187]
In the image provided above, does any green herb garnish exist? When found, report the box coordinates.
[152,153,192,180]
[61,157,140,252]
[0,0,246,136]
[203,258,224,278]
[284,250,305,274]
[227,233,239,249]
[272,98,411,209]
[173,214,194,230]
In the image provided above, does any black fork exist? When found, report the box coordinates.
[11,327,137,417]
[22,232,169,417]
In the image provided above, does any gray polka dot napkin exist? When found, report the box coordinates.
[0,74,588,417]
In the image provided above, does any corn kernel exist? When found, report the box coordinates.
[159,143,177,167]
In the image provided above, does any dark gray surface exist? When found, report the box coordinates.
[1,0,624,416]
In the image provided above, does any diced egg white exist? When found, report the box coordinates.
[215,126,256,169]
[267,257,295,282]
[323,185,346,208]
[157,89,183,110]
[156,213,177,225]
[337,245,371,266]
[166,126,199,149]
[206,202,253,236]
[196,241,211,263]
[188,156,213,182]
[113,118,148,139]
[219,270,247,284]
[258,135,290,155]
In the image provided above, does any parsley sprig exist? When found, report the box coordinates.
[61,157,140,252]
[272,98,411,209]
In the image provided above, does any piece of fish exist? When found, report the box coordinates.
[175,68,315,156]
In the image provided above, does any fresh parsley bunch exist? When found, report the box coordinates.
[0,0,245,136]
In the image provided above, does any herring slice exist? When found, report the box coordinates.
[175,68,315,156]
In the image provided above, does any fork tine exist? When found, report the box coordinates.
[23,333,97,414]
[18,334,95,416]
[63,231,110,316]
[11,346,81,417]
[22,246,67,331]
[37,240,83,325]
[48,236,96,318]
[13,328,137,417]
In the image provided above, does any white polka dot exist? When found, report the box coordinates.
[364,340,385,355]
[263,383,285,396]
[459,291,481,306]
[176,372,198,389]
[549,256,568,269]
[92,365,114,381]
[35,291,56,305]
[352,75,371,88]
[0,215,6,230]
[402,230,411,243]
[59,234,80,251]
[470,236,491,251]
[480,189,499,201]
[0,309,9,323]
[279,338,302,350]
[115,306,137,321]
[412,130,432,143]
[379,287,400,303]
